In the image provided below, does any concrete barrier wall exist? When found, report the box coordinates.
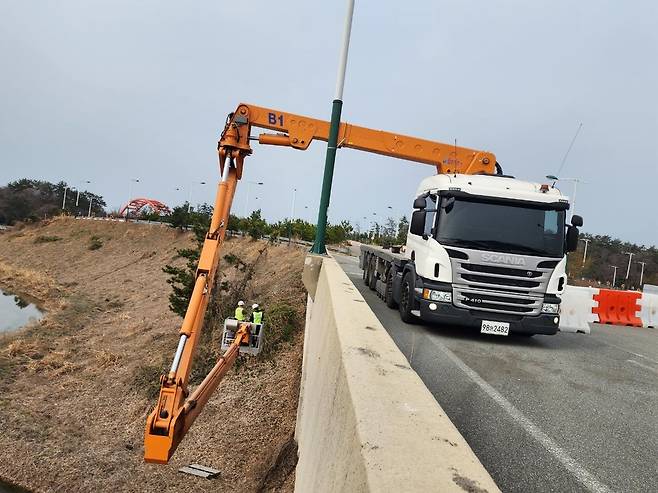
[559,285,657,330]
[295,255,499,492]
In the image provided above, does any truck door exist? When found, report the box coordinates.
[407,194,438,279]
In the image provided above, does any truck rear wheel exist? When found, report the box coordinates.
[367,257,377,290]
[385,272,398,309]
[399,272,417,323]
[362,255,370,285]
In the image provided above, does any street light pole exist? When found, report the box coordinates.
[288,188,297,244]
[560,178,584,221]
[311,0,355,255]
[623,251,634,280]
[611,265,618,288]
[243,181,263,217]
[580,238,591,265]
[127,178,140,219]
[62,186,68,210]
[187,181,207,213]
[291,188,297,220]
[76,180,91,207]
[636,261,646,287]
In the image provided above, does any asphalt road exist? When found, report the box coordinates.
[335,253,658,493]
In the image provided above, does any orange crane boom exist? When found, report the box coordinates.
[143,103,497,464]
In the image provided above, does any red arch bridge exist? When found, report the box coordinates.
[119,198,171,217]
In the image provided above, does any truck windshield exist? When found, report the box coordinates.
[436,197,566,258]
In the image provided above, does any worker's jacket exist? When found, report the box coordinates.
[235,306,245,321]
[251,310,263,324]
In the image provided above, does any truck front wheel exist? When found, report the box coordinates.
[399,272,417,324]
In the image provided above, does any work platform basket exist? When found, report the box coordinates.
[221,318,264,356]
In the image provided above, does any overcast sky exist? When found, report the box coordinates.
[1,1,656,245]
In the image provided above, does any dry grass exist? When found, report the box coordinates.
[0,218,306,492]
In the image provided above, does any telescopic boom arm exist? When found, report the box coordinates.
[144,103,497,464]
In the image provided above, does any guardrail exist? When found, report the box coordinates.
[295,254,500,492]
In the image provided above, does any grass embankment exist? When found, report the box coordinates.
[0,218,307,493]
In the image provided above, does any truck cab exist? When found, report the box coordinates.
[361,173,582,336]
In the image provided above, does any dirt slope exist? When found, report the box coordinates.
[0,218,306,493]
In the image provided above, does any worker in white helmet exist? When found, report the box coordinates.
[235,300,246,321]
[250,303,264,325]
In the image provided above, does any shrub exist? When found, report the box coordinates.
[88,235,103,250]
[34,235,61,244]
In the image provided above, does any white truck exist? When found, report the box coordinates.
[360,173,582,336]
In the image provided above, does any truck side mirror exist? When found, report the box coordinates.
[571,214,583,227]
[410,210,426,236]
[413,197,426,209]
[441,196,455,213]
[566,225,579,252]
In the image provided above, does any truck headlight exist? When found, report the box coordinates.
[541,303,560,314]
[423,289,452,303]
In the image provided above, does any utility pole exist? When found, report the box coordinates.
[580,238,591,265]
[623,251,634,280]
[611,265,618,288]
[636,261,647,287]
[311,0,355,254]
[87,196,93,217]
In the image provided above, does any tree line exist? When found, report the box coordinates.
[0,179,106,225]
[1,179,653,288]
[567,233,656,289]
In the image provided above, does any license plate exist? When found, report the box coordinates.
[481,320,510,336]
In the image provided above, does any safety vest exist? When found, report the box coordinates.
[235,306,245,321]
[252,310,263,324]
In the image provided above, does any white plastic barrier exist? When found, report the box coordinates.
[559,286,599,334]
[639,292,658,328]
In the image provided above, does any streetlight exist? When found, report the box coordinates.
[580,238,591,265]
[75,180,91,207]
[61,185,70,210]
[610,265,618,288]
[546,176,586,220]
[243,181,264,217]
[288,188,297,243]
[187,181,207,213]
[311,0,355,254]
[623,251,634,280]
[636,261,647,287]
[126,178,140,219]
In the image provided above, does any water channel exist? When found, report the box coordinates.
[1,290,43,491]
[0,289,43,333]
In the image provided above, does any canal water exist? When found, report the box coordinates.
[1,289,43,492]
[0,289,43,333]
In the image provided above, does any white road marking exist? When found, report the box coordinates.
[628,359,658,375]
[604,342,658,365]
[425,336,613,493]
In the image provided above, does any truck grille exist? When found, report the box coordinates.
[449,249,558,316]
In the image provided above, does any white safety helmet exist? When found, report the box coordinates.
[238,300,245,306]
[252,303,259,309]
